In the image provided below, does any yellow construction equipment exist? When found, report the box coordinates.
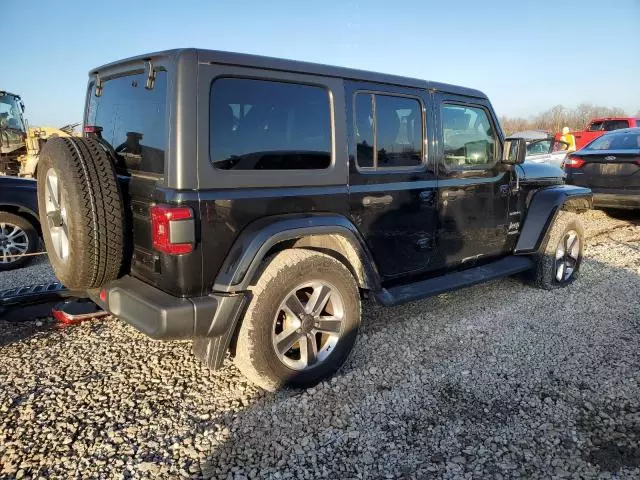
[0,91,79,178]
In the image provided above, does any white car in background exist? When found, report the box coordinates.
[513,130,570,168]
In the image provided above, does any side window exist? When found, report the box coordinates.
[441,104,497,169]
[355,93,374,168]
[527,140,552,155]
[354,92,423,170]
[210,78,331,170]
[587,121,604,131]
[603,120,629,131]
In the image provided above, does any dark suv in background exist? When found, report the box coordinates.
[37,49,591,390]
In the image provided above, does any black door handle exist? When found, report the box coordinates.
[362,194,393,207]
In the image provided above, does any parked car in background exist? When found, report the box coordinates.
[513,130,569,168]
[564,127,640,210]
[558,118,640,151]
[0,176,40,270]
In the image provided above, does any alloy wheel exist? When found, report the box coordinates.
[0,222,29,264]
[554,230,580,283]
[272,281,345,371]
[44,168,70,262]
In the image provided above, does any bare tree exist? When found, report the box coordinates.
[499,104,631,136]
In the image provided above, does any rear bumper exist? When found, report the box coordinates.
[591,190,640,209]
[91,276,247,340]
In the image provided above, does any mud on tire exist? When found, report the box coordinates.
[37,137,125,289]
[234,249,361,391]
[527,210,585,290]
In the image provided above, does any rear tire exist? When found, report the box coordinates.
[0,212,38,271]
[37,137,125,289]
[234,249,361,391]
[528,211,584,290]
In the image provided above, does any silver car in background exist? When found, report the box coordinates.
[513,130,570,168]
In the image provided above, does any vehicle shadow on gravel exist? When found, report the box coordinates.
[0,318,57,347]
[197,250,640,478]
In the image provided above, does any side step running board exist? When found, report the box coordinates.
[375,256,533,307]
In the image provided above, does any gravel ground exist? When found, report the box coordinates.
[1,209,639,479]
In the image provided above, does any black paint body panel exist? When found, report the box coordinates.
[514,185,592,253]
[83,48,590,358]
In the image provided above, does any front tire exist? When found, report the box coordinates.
[529,211,584,290]
[234,249,361,391]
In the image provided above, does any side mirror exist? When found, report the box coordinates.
[503,137,527,165]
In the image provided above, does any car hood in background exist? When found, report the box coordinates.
[516,162,565,184]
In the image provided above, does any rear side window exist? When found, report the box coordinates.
[210,78,331,170]
[86,71,167,175]
[441,104,497,169]
[587,131,640,150]
[603,120,629,131]
[354,92,423,169]
[587,121,603,131]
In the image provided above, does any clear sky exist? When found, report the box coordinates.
[5,0,639,127]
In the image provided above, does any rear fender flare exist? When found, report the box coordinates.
[213,214,380,292]
[514,185,592,254]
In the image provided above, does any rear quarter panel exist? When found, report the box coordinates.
[193,62,350,294]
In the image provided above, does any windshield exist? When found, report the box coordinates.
[586,131,640,150]
[0,93,26,132]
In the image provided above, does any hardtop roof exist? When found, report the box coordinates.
[90,48,488,99]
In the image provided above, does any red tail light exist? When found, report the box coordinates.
[83,125,103,136]
[564,155,586,169]
[150,205,194,255]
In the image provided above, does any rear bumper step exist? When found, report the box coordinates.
[375,256,533,307]
[91,276,247,341]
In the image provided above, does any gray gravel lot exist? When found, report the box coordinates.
[1,209,639,479]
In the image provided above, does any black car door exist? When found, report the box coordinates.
[346,81,442,280]
[433,94,513,266]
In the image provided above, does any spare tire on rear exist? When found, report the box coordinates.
[37,137,125,289]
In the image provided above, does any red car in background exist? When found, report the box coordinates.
[557,117,640,150]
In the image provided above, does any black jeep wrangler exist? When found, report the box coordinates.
[37,49,592,390]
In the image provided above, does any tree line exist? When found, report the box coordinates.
[499,104,636,136]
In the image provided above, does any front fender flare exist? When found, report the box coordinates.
[514,185,592,254]
[213,213,380,292]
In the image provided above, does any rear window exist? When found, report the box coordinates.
[86,71,167,175]
[210,78,331,170]
[602,120,629,131]
[586,131,640,150]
